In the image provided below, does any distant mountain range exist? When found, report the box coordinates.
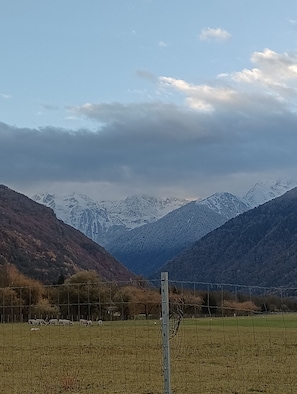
[159,186,297,288]
[32,193,188,247]
[0,185,134,284]
[32,179,297,277]
[106,193,249,276]
[3,179,296,287]
[242,179,296,208]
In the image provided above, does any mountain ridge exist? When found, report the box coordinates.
[32,193,189,247]
[31,179,297,278]
[106,193,249,276]
[158,186,297,287]
[0,185,134,284]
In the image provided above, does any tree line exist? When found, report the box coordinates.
[0,264,296,323]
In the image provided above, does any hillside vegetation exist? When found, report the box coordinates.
[160,187,297,287]
[0,185,133,283]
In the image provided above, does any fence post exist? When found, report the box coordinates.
[161,272,171,394]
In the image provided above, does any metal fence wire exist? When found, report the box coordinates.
[1,274,297,393]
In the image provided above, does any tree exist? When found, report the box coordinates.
[0,287,21,322]
[169,291,202,317]
[114,285,161,319]
[0,264,47,321]
[223,300,260,316]
[55,273,65,285]
[51,270,111,320]
[201,292,218,316]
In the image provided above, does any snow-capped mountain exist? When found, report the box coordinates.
[198,192,250,220]
[32,193,188,247]
[106,192,250,276]
[242,179,297,208]
[32,179,297,278]
[159,186,297,288]
[105,181,297,277]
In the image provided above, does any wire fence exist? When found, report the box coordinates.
[1,274,297,393]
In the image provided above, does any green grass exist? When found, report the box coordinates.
[1,314,297,393]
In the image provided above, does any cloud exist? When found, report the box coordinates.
[158,76,236,112]
[158,41,167,48]
[1,103,297,199]
[42,104,60,111]
[1,93,11,99]
[288,18,297,25]
[199,27,231,42]
[159,48,297,113]
[232,49,297,85]
[135,69,157,82]
[2,47,297,200]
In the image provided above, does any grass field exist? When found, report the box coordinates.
[1,313,297,393]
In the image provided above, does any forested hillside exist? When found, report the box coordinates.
[159,187,297,287]
[0,185,134,284]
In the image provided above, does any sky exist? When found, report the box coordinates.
[1,0,297,201]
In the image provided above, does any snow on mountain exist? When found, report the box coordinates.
[242,179,297,208]
[32,179,297,278]
[32,193,188,247]
[106,192,249,277]
[101,195,189,228]
[106,201,228,277]
[105,181,297,277]
[198,192,250,220]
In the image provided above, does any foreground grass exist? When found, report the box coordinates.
[1,314,297,393]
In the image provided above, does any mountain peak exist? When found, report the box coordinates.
[161,185,297,287]
[198,191,250,220]
[31,192,188,247]
[1,186,134,283]
[243,179,297,208]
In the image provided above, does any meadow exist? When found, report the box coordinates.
[1,314,297,393]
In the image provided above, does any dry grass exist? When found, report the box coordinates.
[1,314,297,393]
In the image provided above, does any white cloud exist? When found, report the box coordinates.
[157,48,297,114]
[220,49,297,105]
[159,76,193,92]
[199,27,231,42]
[2,48,297,200]
[158,41,167,48]
[232,49,297,84]
[288,18,297,25]
[159,76,240,112]
[0,93,11,99]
